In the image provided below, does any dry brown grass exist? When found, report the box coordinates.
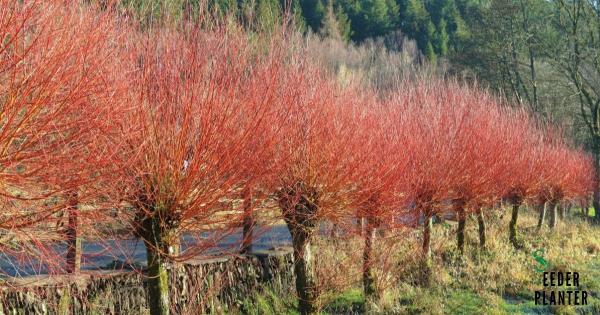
[304,207,600,313]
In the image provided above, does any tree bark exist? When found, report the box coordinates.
[421,212,433,286]
[289,226,317,315]
[476,208,486,248]
[509,203,521,248]
[146,248,170,315]
[423,213,432,258]
[363,216,378,304]
[360,217,366,237]
[549,201,558,229]
[536,202,546,232]
[241,187,253,254]
[278,183,319,315]
[142,215,171,315]
[559,203,565,221]
[65,191,81,274]
[456,207,466,254]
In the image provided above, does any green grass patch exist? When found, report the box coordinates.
[320,288,364,314]
[445,290,487,314]
[572,207,595,217]
[234,288,366,314]
[499,296,550,315]
[234,288,299,315]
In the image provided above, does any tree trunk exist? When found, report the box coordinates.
[536,202,546,232]
[476,208,486,248]
[289,226,317,315]
[421,212,433,286]
[241,187,253,254]
[143,216,171,315]
[456,207,466,254]
[65,191,81,274]
[278,183,319,315]
[360,217,366,237]
[549,201,558,229]
[423,213,432,258]
[559,203,565,221]
[509,203,520,248]
[363,216,378,304]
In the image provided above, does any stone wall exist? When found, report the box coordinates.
[0,248,294,315]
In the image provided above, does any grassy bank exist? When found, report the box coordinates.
[234,207,600,314]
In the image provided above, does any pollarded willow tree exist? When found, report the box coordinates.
[109,25,285,315]
[0,0,130,275]
[467,106,538,249]
[562,151,595,216]
[267,58,366,314]
[532,133,573,232]
[493,111,544,249]
[438,85,515,254]
[234,39,291,255]
[346,93,410,306]
[532,138,594,231]
[387,80,481,284]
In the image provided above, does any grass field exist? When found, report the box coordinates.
[233,207,600,314]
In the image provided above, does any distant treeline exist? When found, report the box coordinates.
[197,0,476,60]
[119,0,477,61]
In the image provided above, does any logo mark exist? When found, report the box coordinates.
[532,248,548,273]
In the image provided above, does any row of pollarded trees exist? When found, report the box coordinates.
[380,81,593,287]
[0,1,594,315]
